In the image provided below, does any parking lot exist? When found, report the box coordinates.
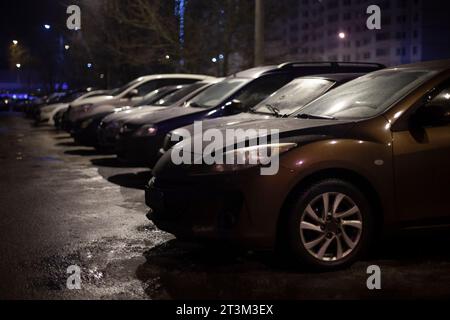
[1,112,450,300]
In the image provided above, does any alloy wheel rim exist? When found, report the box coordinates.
[299,192,363,262]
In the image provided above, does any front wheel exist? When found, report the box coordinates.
[285,179,374,270]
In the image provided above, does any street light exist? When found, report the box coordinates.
[211,57,218,63]
[87,63,93,68]
[338,32,346,39]
[44,24,51,30]
[12,40,18,46]
[65,45,70,50]
[16,63,21,69]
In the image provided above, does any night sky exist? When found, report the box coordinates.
[0,0,66,68]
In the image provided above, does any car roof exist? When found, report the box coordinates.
[230,61,385,79]
[197,77,225,85]
[298,73,366,82]
[135,74,216,82]
[387,59,450,72]
[232,66,279,79]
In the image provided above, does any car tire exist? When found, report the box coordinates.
[284,179,374,270]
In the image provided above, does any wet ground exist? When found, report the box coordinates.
[0,112,450,300]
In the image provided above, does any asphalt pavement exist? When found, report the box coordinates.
[0,112,449,300]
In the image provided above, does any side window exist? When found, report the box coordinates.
[233,74,292,110]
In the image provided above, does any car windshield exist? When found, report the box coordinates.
[109,79,141,96]
[134,88,177,107]
[154,83,206,107]
[188,78,248,108]
[252,78,335,116]
[60,92,84,103]
[294,68,438,120]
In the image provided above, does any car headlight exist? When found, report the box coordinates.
[80,118,93,129]
[133,125,158,137]
[114,106,131,113]
[187,143,297,174]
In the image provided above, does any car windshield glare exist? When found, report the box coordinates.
[294,69,438,120]
[252,78,335,116]
[110,79,141,96]
[188,78,248,108]
[60,92,84,103]
[154,83,205,107]
[134,88,174,107]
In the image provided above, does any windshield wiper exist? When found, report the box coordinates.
[296,113,336,120]
[261,104,282,117]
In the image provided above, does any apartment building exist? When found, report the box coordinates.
[265,0,450,66]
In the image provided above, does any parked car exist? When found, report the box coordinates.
[71,85,185,146]
[53,108,66,129]
[65,74,214,129]
[147,59,450,270]
[114,62,384,166]
[162,73,365,156]
[38,89,110,125]
[97,79,222,150]
[29,92,70,119]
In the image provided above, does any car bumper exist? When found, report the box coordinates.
[116,135,165,167]
[72,119,102,146]
[40,111,52,122]
[145,166,296,250]
[97,125,121,150]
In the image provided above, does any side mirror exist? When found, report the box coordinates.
[413,104,450,127]
[225,99,243,112]
[126,89,139,99]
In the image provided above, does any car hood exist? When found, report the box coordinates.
[177,118,356,155]
[154,117,357,176]
[101,106,171,125]
[70,95,114,107]
[82,101,134,118]
[124,106,207,126]
[41,103,68,113]
[172,113,273,137]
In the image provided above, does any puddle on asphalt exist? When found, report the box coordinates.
[33,156,63,163]
[25,225,170,299]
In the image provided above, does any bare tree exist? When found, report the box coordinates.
[65,0,258,84]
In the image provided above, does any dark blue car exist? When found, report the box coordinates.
[115,62,385,166]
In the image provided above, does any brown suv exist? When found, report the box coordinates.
[146,60,450,269]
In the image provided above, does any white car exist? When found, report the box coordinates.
[66,74,214,125]
[39,90,109,125]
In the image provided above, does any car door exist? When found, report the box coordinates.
[393,83,450,224]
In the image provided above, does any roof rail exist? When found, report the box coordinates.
[277,61,385,69]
